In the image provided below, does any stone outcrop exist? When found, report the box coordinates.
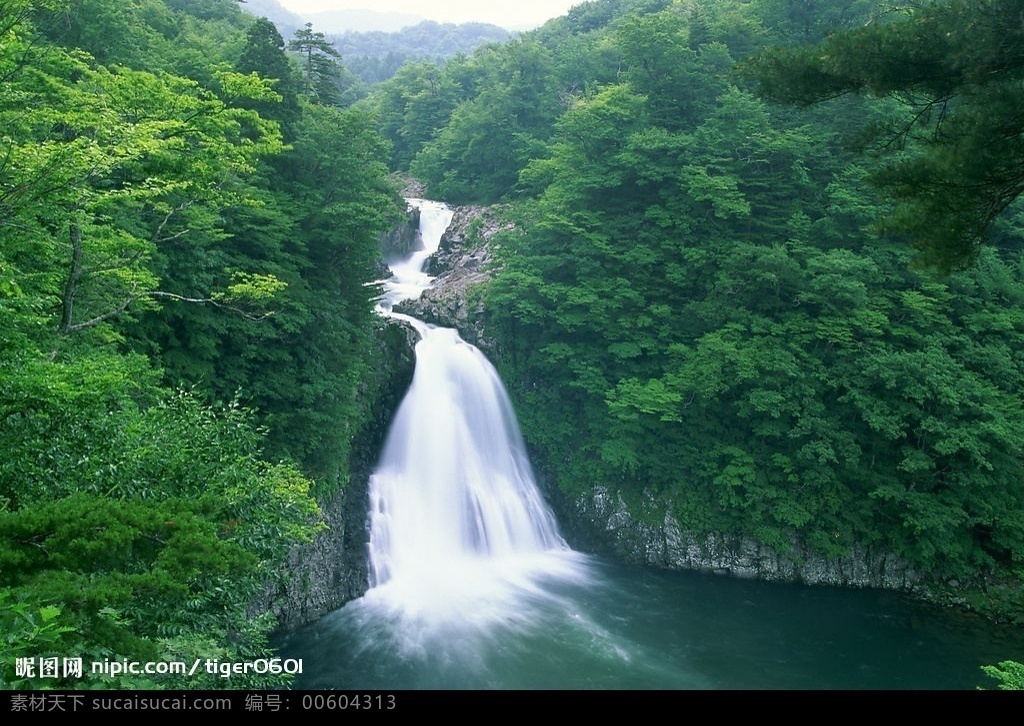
[565,486,924,592]
[395,203,514,349]
[379,205,421,263]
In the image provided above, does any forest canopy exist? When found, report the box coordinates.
[363,0,1024,623]
[4,0,1024,691]
[1,0,401,688]
[742,0,1024,273]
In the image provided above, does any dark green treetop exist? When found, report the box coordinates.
[742,0,1024,273]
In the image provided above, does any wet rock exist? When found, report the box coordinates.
[397,203,515,352]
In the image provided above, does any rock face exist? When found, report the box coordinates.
[379,205,421,263]
[564,486,923,592]
[396,203,513,349]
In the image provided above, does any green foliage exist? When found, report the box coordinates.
[0,0,397,690]
[0,37,286,348]
[613,7,725,130]
[32,0,249,74]
[743,0,1024,273]
[368,60,468,169]
[409,38,559,203]
[287,21,365,106]
[236,16,301,133]
[336,20,510,86]
[0,591,79,689]
[0,347,325,689]
[126,98,402,488]
[5,0,1024,675]
[472,1,1024,621]
[981,660,1024,690]
[750,0,878,42]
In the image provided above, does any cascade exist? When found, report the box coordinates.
[365,199,587,622]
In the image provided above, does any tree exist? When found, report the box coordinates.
[476,2,1024,620]
[409,39,558,203]
[371,60,465,169]
[750,0,878,42]
[742,0,1024,273]
[0,359,324,688]
[288,22,342,102]
[30,0,170,68]
[0,0,367,689]
[0,44,285,352]
[982,660,1024,690]
[129,98,403,489]
[236,16,301,132]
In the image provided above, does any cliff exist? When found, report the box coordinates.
[265,316,417,632]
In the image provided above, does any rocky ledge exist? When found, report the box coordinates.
[566,485,924,591]
[394,203,514,350]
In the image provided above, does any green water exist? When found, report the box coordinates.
[275,554,1024,690]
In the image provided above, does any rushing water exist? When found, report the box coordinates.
[275,199,1024,691]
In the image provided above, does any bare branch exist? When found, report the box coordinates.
[57,223,84,336]
[143,290,275,321]
[60,287,274,338]
[62,292,136,334]
[152,199,195,245]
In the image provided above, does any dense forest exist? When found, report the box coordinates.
[2,0,1023,690]
[364,0,1024,627]
[332,21,511,85]
[0,0,402,688]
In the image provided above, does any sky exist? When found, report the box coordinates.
[274,1,580,30]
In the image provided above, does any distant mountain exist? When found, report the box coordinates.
[305,9,428,33]
[333,20,511,85]
[242,0,304,30]
[333,21,510,59]
[239,2,512,85]
[241,1,431,33]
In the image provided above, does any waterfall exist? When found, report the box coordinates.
[366,199,586,623]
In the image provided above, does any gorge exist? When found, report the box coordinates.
[272,199,1024,690]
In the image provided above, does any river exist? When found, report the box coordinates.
[275,199,1024,691]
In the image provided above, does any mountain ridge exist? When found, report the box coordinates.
[242,0,520,33]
